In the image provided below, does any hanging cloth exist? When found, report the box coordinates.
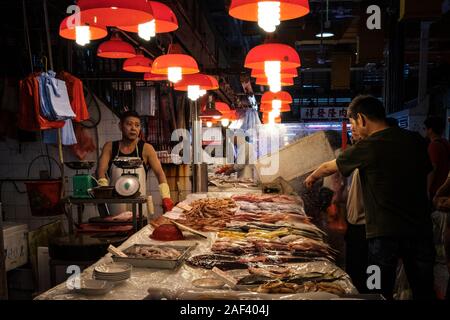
[18,73,65,131]
[44,71,76,120]
[43,119,77,146]
[57,71,89,122]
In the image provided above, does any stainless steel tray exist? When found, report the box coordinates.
[112,244,196,269]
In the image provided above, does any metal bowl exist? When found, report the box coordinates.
[112,159,143,169]
[65,161,96,170]
[91,186,115,199]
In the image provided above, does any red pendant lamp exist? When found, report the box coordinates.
[175,74,219,101]
[59,14,108,45]
[260,103,291,112]
[261,91,293,105]
[174,74,219,91]
[252,67,298,78]
[229,0,309,33]
[77,0,154,27]
[144,72,167,81]
[256,77,294,87]
[152,44,199,83]
[123,50,153,72]
[245,43,301,70]
[261,112,282,124]
[117,1,178,34]
[97,33,136,58]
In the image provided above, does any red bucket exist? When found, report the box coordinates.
[26,155,64,217]
[25,179,63,217]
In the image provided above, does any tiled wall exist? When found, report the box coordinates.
[0,96,192,232]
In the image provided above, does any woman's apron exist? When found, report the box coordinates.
[108,142,147,215]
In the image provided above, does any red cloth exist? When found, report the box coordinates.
[18,73,65,131]
[428,138,450,198]
[57,71,89,122]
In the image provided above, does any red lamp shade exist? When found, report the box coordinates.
[261,91,293,105]
[152,54,199,75]
[77,0,154,27]
[256,77,294,86]
[123,52,153,73]
[59,14,107,41]
[245,43,301,70]
[144,72,167,81]
[215,102,231,114]
[174,74,219,91]
[251,67,298,78]
[97,33,136,58]
[229,0,310,22]
[261,113,282,124]
[260,103,291,112]
[117,1,178,34]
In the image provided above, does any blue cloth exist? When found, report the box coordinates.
[37,71,57,120]
[43,119,77,146]
[37,71,76,121]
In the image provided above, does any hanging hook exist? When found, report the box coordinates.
[41,56,48,72]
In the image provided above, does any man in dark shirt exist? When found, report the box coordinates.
[305,95,435,300]
[424,116,450,200]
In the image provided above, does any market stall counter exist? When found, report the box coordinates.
[36,192,357,300]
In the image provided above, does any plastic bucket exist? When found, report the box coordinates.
[25,179,63,216]
[26,155,64,217]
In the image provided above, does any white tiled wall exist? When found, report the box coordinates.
[0,96,190,231]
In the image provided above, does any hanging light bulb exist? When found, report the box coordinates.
[272,99,282,110]
[265,61,281,93]
[258,1,281,33]
[221,118,230,127]
[271,109,281,117]
[187,85,201,101]
[199,89,207,97]
[168,67,182,83]
[75,25,91,46]
[206,121,213,128]
[138,19,156,41]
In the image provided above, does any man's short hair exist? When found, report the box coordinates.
[424,116,446,135]
[348,95,386,122]
[120,110,141,122]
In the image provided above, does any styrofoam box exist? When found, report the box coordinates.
[2,222,29,272]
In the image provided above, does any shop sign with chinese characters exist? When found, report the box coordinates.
[300,107,348,120]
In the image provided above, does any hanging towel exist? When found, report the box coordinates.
[43,119,77,146]
[46,77,76,120]
[37,72,57,120]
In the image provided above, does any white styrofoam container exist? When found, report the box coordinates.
[255,131,337,184]
[2,222,29,272]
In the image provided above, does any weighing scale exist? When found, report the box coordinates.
[65,161,96,199]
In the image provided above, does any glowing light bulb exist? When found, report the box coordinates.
[168,67,182,83]
[258,1,281,33]
[272,100,282,110]
[213,115,221,120]
[206,121,213,128]
[221,118,230,127]
[265,61,281,93]
[187,85,201,101]
[199,89,207,97]
[75,26,90,46]
[138,20,156,41]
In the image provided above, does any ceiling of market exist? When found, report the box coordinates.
[2,0,450,110]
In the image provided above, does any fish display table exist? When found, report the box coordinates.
[36,192,357,300]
